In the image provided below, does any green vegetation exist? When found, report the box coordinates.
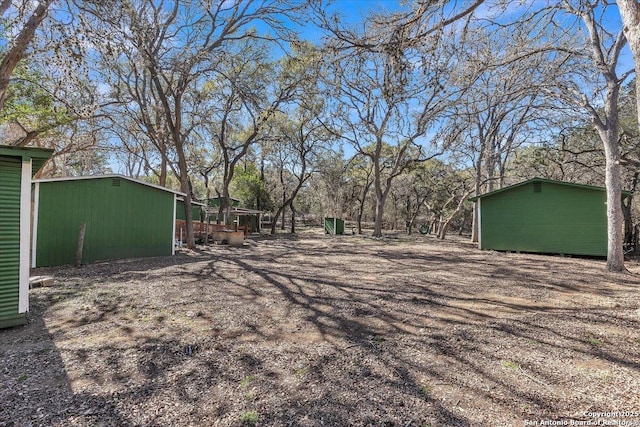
[293,366,308,376]
[241,411,259,426]
[588,337,603,347]
[419,384,431,397]
[240,375,256,389]
[502,360,520,370]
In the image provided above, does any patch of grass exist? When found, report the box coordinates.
[241,411,259,426]
[419,384,430,397]
[588,337,603,347]
[240,375,256,389]
[294,366,308,376]
[244,392,255,400]
[502,360,520,370]
[139,314,153,323]
[17,373,29,382]
[36,347,51,354]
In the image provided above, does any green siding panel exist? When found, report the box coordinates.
[324,218,344,235]
[0,156,23,326]
[36,178,174,266]
[480,182,607,256]
[208,197,240,208]
[176,200,202,221]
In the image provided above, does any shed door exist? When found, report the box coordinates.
[0,156,22,325]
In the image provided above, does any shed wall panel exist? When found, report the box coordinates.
[35,178,174,266]
[0,156,23,327]
[480,182,607,256]
[176,200,201,221]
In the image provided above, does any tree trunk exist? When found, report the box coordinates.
[356,180,372,235]
[175,139,195,248]
[159,152,167,187]
[576,5,629,272]
[356,206,364,235]
[471,156,483,243]
[618,0,640,258]
[602,132,626,271]
[593,79,625,272]
[458,209,469,236]
[438,191,472,240]
[290,202,296,234]
[0,0,52,112]
[270,204,285,235]
[373,196,384,237]
[372,165,386,237]
[280,206,286,230]
[223,181,232,228]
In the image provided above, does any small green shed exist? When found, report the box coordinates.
[470,177,630,256]
[324,217,344,235]
[0,145,52,328]
[32,175,185,267]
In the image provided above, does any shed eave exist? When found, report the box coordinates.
[0,145,53,176]
[33,174,186,197]
[176,196,206,207]
[469,177,631,202]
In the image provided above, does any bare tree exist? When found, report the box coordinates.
[475,1,631,271]
[266,107,329,234]
[617,2,640,138]
[449,21,566,243]
[344,155,374,234]
[197,39,314,228]
[320,1,481,237]
[550,1,632,272]
[84,0,310,248]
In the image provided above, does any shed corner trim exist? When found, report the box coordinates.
[19,158,32,313]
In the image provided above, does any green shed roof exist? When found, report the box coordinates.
[0,145,53,175]
[208,196,241,207]
[468,177,632,202]
[33,174,186,196]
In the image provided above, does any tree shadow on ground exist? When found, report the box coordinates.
[4,233,640,426]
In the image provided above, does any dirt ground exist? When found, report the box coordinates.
[2,229,640,427]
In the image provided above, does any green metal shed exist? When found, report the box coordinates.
[469,178,630,257]
[208,196,241,208]
[176,198,204,221]
[324,217,344,235]
[32,175,185,267]
[0,145,52,328]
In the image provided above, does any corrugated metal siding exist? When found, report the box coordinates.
[480,182,607,256]
[35,177,174,266]
[0,156,24,327]
[176,200,202,221]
